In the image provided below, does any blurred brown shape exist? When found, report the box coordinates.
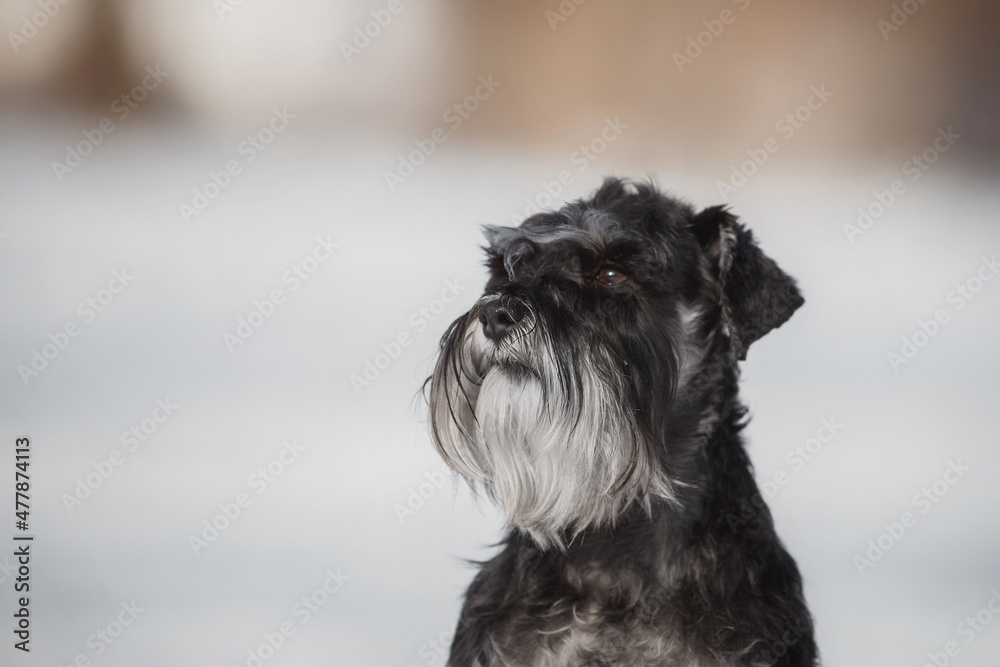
[458,0,997,166]
[1,0,997,167]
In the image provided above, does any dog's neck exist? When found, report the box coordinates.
[514,335,747,579]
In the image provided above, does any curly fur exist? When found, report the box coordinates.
[427,178,816,666]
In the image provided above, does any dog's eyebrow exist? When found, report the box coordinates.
[481,227,529,280]
[483,210,637,279]
[482,224,517,250]
[484,221,594,251]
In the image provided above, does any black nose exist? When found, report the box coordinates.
[478,297,525,342]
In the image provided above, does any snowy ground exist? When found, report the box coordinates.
[1,113,999,667]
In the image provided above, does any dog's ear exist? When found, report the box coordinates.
[691,206,804,360]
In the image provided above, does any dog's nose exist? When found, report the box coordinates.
[478,297,525,342]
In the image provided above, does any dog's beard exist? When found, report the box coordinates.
[429,302,675,549]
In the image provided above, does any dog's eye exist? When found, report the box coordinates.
[596,268,627,285]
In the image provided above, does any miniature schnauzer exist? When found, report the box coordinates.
[427,178,816,666]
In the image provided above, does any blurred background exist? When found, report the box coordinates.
[1,1,998,666]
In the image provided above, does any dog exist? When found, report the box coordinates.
[426,178,816,666]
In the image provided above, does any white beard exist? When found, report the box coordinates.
[430,301,676,549]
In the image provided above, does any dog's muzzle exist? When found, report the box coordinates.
[478,295,526,343]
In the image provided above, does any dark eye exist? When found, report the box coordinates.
[596,267,627,285]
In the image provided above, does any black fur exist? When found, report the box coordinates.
[427,178,816,666]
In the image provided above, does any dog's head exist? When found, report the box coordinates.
[428,178,803,548]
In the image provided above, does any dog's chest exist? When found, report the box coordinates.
[479,597,724,667]
[523,617,683,667]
